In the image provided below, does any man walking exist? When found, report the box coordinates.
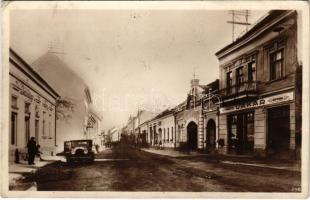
[27,137,36,165]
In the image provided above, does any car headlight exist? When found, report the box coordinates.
[71,149,75,154]
[84,149,88,154]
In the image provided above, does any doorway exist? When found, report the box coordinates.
[228,111,254,154]
[268,105,290,155]
[25,116,30,145]
[206,119,216,151]
[187,121,198,150]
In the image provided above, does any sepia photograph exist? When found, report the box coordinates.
[1,1,309,198]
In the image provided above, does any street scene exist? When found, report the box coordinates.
[6,5,305,195]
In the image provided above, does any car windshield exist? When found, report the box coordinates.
[71,141,91,148]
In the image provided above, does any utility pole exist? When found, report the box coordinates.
[227,10,251,42]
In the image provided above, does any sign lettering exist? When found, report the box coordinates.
[220,91,294,114]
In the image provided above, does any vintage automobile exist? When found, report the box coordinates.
[64,139,95,163]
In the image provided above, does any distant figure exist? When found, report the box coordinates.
[95,144,100,153]
[27,137,36,165]
[15,148,20,164]
[36,144,44,161]
[159,140,162,150]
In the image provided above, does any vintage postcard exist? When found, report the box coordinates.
[1,1,309,198]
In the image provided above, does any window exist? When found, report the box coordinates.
[25,116,30,144]
[236,67,244,91]
[49,114,52,137]
[35,120,39,142]
[11,112,17,145]
[270,50,284,80]
[167,128,169,142]
[25,102,30,113]
[49,122,51,138]
[226,71,232,94]
[248,61,256,82]
[11,96,18,108]
[35,105,40,117]
[171,127,173,141]
[43,112,46,137]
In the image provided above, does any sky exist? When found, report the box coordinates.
[10,8,268,131]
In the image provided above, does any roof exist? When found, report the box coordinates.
[215,10,295,59]
[9,48,60,98]
[153,108,175,120]
[31,51,88,98]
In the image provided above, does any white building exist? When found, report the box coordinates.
[32,52,97,153]
[9,48,60,162]
[147,109,176,148]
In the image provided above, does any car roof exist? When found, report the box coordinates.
[65,140,92,142]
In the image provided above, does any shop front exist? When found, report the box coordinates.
[227,111,254,155]
[219,91,296,157]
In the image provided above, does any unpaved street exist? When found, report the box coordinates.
[32,144,300,192]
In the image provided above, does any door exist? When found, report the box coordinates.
[206,119,216,151]
[25,116,30,145]
[268,106,290,154]
[11,112,17,145]
[187,122,198,150]
[228,112,254,154]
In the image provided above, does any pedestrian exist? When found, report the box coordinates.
[27,137,36,165]
[36,144,44,161]
[14,148,20,164]
[159,140,162,150]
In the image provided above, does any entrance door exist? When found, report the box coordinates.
[206,119,216,151]
[268,106,290,154]
[228,112,254,154]
[187,122,198,150]
[11,112,17,145]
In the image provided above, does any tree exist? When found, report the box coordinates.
[56,97,75,121]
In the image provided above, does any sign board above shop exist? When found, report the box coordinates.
[220,91,294,114]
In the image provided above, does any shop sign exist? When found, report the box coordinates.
[220,91,294,114]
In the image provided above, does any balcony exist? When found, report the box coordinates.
[220,81,258,104]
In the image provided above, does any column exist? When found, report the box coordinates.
[289,103,296,150]
[198,113,204,149]
[254,108,267,156]
[218,113,227,154]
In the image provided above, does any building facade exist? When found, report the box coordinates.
[147,109,176,148]
[174,79,220,151]
[32,52,98,153]
[215,10,302,158]
[9,49,60,162]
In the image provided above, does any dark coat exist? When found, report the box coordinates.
[27,140,37,154]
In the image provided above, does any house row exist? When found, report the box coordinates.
[9,49,102,162]
[124,10,302,158]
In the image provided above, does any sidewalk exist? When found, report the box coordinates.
[141,148,301,172]
[9,155,63,190]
